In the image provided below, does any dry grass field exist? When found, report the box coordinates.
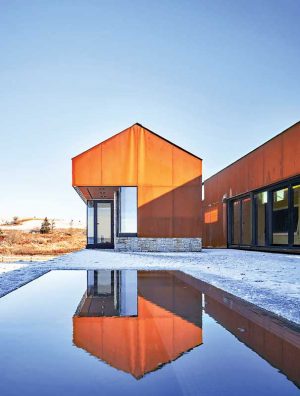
[0,228,86,257]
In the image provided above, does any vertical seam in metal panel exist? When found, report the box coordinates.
[100,143,103,186]
[288,184,293,246]
[136,127,139,236]
[172,146,174,237]
[135,127,142,236]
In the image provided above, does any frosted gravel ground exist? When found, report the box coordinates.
[0,263,28,274]
[0,249,299,324]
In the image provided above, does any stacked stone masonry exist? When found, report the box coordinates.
[115,237,202,252]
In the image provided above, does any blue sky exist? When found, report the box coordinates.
[0,0,299,221]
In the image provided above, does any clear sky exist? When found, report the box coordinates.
[0,0,299,222]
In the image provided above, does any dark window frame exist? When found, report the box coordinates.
[117,187,138,238]
[86,199,114,249]
[227,175,300,251]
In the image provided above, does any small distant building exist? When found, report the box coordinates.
[72,123,202,252]
[203,122,300,253]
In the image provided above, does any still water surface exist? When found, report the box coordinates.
[0,270,299,396]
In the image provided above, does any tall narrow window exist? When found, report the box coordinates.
[293,185,300,245]
[241,197,252,245]
[232,200,240,245]
[272,188,289,245]
[87,201,94,244]
[119,187,137,234]
[255,191,268,246]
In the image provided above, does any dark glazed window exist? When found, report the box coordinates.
[272,188,289,245]
[232,200,240,245]
[255,191,268,246]
[241,197,252,245]
[293,185,300,245]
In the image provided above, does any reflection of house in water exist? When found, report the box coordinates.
[175,272,300,388]
[73,271,203,379]
[77,270,138,317]
[73,270,300,386]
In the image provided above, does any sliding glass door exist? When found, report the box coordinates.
[293,185,300,246]
[255,191,268,246]
[230,196,252,247]
[228,177,300,250]
[272,188,289,245]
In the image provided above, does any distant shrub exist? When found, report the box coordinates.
[40,217,51,234]
[51,219,55,232]
[13,216,19,225]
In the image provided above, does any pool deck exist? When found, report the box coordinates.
[0,248,299,324]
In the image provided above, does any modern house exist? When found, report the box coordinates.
[72,123,202,252]
[73,121,300,253]
[203,122,300,252]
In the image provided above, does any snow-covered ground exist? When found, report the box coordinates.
[0,249,299,324]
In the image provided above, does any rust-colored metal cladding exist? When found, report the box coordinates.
[72,123,202,238]
[203,122,300,247]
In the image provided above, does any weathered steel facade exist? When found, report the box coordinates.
[203,122,300,252]
[72,123,202,248]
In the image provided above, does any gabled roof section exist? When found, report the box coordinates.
[72,123,202,161]
[72,123,202,188]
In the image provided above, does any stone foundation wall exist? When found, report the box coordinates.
[114,237,202,252]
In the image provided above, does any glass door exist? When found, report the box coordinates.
[292,184,300,246]
[96,201,114,248]
[230,196,252,246]
[272,188,289,245]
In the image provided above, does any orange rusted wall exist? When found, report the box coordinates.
[203,122,300,247]
[72,124,202,238]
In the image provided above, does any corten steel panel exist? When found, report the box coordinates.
[283,124,300,177]
[172,146,202,186]
[101,126,138,186]
[72,144,102,186]
[72,123,202,238]
[138,186,173,237]
[263,135,283,186]
[203,122,300,247]
[172,183,202,237]
[137,128,173,187]
[247,148,264,192]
